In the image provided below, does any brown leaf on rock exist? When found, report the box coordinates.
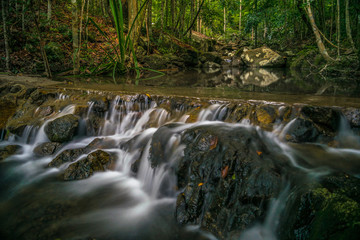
[221,166,229,178]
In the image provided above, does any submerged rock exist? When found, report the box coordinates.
[63,150,113,180]
[241,46,286,68]
[45,114,79,143]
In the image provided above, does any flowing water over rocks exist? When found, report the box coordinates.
[0,81,360,240]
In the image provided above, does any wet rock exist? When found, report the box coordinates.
[91,98,108,115]
[282,118,320,143]
[34,105,54,118]
[174,125,295,239]
[300,106,341,133]
[45,114,79,143]
[33,142,61,156]
[9,84,24,93]
[241,46,286,68]
[254,105,277,127]
[30,89,56,105]
[47,138,110,168]
[287,173,360,240]
[150,123,183,168]
[342,108,360,128]
[0,145,21,161]
[63,150,112,180]
[48,148,86,168]
[202,62,221,74]
[227,103,252,122]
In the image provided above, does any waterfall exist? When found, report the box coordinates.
[1,96,359,240]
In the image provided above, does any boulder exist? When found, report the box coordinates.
[45,114,79,143]
[63,150,112,180]
[284,173,360,240]
[48,138,110,168]
[48,147,86,168]
[173,125,297,239]
[282,117,320,143]
[241,46,286,68]
[33,142,61,156]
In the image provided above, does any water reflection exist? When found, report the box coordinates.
[54,67,360,106]
[240,68,283,87]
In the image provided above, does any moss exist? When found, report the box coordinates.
[309,188,360,240]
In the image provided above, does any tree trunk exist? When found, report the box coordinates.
[128,0,138,38]
[147,0,152,37]
[345,0,357,53]
[2,0,10,71]
[33,1,52,78]
[160,0,165,31]
[239,0,242,36]
[336,0,340,58]
[47,0,52,21]
[76,0,86,73]
[223,6,226,38]
[305,0,333,62]
[254,0,258,47]
[171,0,175,29]
[85,0,89,43]
[72,0,80,74]
[330,0,334,41]
[22,1,25,32]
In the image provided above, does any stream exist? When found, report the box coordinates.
[0,70,360,240]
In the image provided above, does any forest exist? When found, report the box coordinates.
[1,0,359,78]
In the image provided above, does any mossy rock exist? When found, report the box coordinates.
[290,173,360,240]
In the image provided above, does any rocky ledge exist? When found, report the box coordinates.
[0,82,359,240]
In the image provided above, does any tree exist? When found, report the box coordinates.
[72,0,80,74]
[1,0,10,71]
[305,0,333,62]
[336,0,340,58]
[345,0,357,53]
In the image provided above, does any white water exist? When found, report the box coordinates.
[1,99,360,240]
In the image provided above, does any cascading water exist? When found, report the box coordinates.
[0,96,359,240]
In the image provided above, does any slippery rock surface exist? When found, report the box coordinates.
[63,150,113,181]
[172,125,297,239]
[33,142,61,156]
[241,46,286,68]
[0,145,21,161]
[284,173,360,240]
[45,114,79,143]
[48,138,107,168]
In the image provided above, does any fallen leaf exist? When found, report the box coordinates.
[232,174,236,180]
[198,183,203,187]
[146,94,151,98]
[210,136,218,150]
[221,166,229,178]
[256,151,262,156]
